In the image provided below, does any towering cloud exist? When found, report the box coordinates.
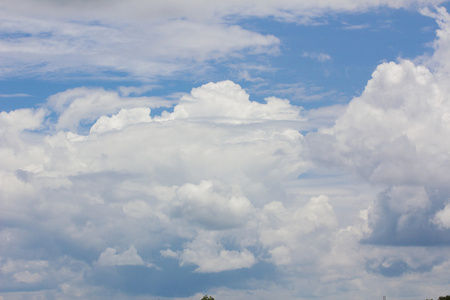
[307,9,450,280]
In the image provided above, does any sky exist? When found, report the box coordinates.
[1,1,450,300]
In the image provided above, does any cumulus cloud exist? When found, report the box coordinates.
[4,5,450,299]
[308,59,450,186]
[307,7,450,249]
[161,80,303,124]
[0,79,312,296]
[97,246,146,266]
[170,180,254,230]
[163,231,256,273]
[90,107,151,134]
[1,259,48,284]
[47,87,173,132]
[432,203,450,229]
[258,195,338,266]
[361,186,450,246]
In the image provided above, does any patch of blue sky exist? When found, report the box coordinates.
[0,79,72,111]
[0,32,33,39]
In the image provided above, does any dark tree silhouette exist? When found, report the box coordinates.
[201,295,214,300]
[438,296,450,300]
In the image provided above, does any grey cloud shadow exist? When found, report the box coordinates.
[362,187,450,247]
[365,257,443,277]
[87,259,279,297]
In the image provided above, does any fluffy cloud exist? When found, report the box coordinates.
[362,186,450,246]
[162,80,303,124]
[1,259,48,284]
[47,87,173,132]
[162,231,256,273]
[309,59,450,186]
[3,59,450,298]
[0,79,313,296]
[4,5,450,299]
[97,246,146,266]
[307,8,450,249]
[433,203,450,229]
[90,107,152,134]
[170,180,254,230]
[258,195,338,266]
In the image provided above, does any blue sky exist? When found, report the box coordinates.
[2,1,450,300]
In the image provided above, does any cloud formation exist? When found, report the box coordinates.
[0,0,444,80]
[0,7,279,80]
[307,7,450,250]
[98,246,145,267]
[3,2,450,300]
[1,80,315,297]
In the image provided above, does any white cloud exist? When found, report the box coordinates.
[258,195,338,266]
[97,245,145,266]
[47,87,173,132]
[119,200,156,219]
[420,6,450,75]
[1,259,51,285]
[0,108,46,138]
[238,69,265,82]
[342,23,370,30]
[169,231,256,273]
[302,51,331,62]
[1,259,49,275]
[0,10,279,80]
[0,0,443,80]
[0,108,48,174]
[0,79,311,293]
[0,93,30,98]
[118,85,159,97]
[170,180,254,230]
[308,59,450,186]
[161,80,303,124]
[303,104,347,130]
[12,271,44,283]
[3,6,450,297]
[90,107,151,134]
[306,7,450,249]
[433,203,450,229]
[262,82,339,103]
[0,0,444,22]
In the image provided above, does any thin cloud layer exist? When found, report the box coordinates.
[0,0,444,80]
[0,12,279,79]
[1,0,445,21]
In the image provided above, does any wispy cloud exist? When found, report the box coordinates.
[0,13,279,80]
[302,51,332,62]
[0,93,30,97]
[342,23,370,30]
